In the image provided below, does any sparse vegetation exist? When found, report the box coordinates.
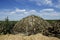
[46,20,60,38]
[0,17,17,35]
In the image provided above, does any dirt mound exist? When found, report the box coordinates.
[12,15,52,35]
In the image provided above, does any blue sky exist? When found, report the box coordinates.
[0,0,60,21]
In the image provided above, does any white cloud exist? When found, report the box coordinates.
[0,8,37,20]
[14,0,60,8]
[40,9,54,12]
[40,9,59,15]
[52,0,60,8]
[15,8,26,12]
[29,0,60,9]
[28,10,37,14]
[55,4,60,8]
[0,8,60,20]
[39,9,60,19]
[15,0,53,6]
[10,11,15,14]
[29,0,52,6]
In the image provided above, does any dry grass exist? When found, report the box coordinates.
[0,33,60,40]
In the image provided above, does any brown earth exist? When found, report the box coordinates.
[0,33,60,40]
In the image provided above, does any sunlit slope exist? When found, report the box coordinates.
[0,34,60,40]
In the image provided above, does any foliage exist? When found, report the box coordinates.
[43,20,60,38]
[0,17,17,34]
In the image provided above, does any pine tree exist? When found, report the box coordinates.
[3,16,11,34]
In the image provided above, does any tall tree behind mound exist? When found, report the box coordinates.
[13,15,52,36]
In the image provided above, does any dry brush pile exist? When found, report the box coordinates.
[13,15,52,36]
[12,15,60,38]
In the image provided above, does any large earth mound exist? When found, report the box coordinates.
[13,15,52,36]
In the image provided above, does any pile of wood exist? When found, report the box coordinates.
[12,15,52,36]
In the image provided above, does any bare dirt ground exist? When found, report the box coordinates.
[0,33,60,40]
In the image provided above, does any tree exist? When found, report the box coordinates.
[3,16,11,34]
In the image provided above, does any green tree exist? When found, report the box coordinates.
[3,16,11,34]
